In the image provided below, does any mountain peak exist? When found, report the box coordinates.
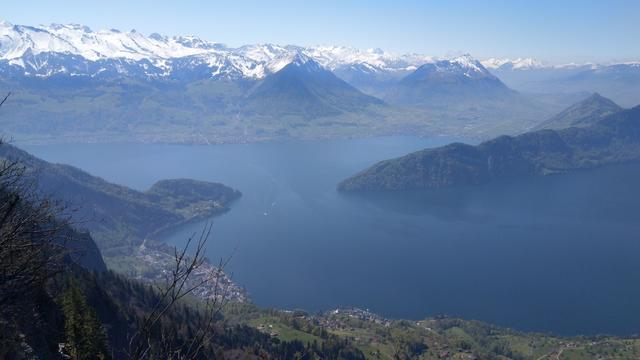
[280,53,323,73]
[259,51,320,74]
[586,92,607,101]
[246,50,382,119]
[578,92,621,109]
[447,54,488,74]
[386,53,512,108]
[534,93,623,130]
[289,52,314,66]
[407,54,494,81]
[451,53,476,62]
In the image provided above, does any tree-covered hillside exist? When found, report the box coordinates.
[339,105,640,191]
[0,143,241,251]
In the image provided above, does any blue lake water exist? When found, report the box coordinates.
[24,136,640,336]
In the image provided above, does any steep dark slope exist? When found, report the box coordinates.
[0,144,241,250]
[534,93,623,130]
[2,262,367,360]
[338,106,640,191]
[0,181,106,273]
[58,226,107,272]
[244,55,384,119]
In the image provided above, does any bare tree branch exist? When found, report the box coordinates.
[0,92,9,108]
[127,223,233,360]
[0,145,71,310]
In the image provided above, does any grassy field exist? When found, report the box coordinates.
[224,305,640,359]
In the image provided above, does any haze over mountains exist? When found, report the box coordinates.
[485,60,640,108]
[0,21,639,144]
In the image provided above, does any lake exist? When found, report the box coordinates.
[24,136,640,336]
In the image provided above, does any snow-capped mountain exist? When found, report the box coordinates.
[421,54,495,79]
[481,58,548,70]
[0,21,213,61]
[385,55,514,108]
[2,21,638,84]
[0,21,455,81]
[304,46,434,72]
[481,57,608,71]
[2,20,639,126]
[244,53,383,118]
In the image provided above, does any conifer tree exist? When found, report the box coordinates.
[60,285,110,360]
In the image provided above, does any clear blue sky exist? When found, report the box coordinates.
[3,0,639,63]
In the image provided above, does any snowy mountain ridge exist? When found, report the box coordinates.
[2,21,637,81]
[481,58,548,70]
[0,21,468,80]
[480,57,632,71]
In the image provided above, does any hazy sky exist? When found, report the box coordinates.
[3,0,639,63]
